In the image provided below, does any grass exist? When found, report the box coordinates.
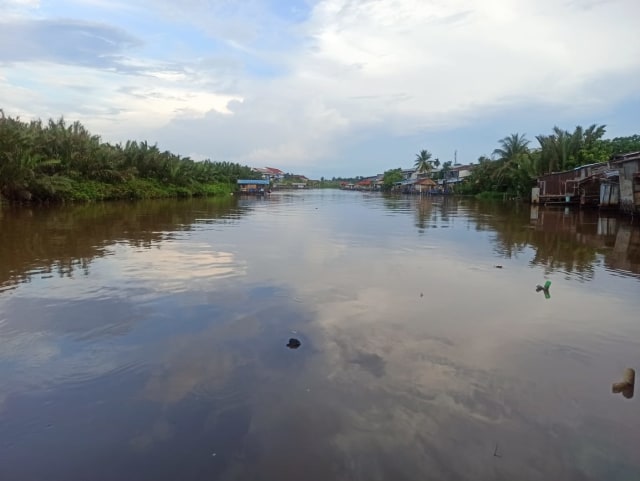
[475,191,506,200]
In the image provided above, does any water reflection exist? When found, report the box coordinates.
[1,193,639,481]
[0,198,248,293]
[525,208,639,279]
[386,197,640,280]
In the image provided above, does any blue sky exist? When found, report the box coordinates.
[1,0,639,178]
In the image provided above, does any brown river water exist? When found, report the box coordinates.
[0,191,639,481]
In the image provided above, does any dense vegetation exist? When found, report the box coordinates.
[317,176,366,189]
[380,125,640,199]
[4,112,638,203]
[456,125,640,198]
[0,112,261,202]
[381,168,403,191]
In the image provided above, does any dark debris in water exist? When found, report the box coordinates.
[286,338,301,349]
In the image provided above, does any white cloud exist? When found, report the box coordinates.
[0,0,39,8]
[0,62,242,140]
[155,0,640,168]
[0,0,39,20]
[1,0,639,172]
[298,0,640,121]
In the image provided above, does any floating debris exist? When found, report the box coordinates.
[495,265,503,269]
[420,292,424,297]
[493,443,502,458]
[286,338,301,349]
[612,368,635,399]
[536,280,552,299]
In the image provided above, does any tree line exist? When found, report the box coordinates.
[383,124,640,197]
[0,112,261,202]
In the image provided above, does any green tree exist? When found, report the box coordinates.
[382,168,403,191]
[462,156,500,195]
[414,149,433,175]
[490,134,533,196]
[0,112,261,202]
[604,134,640,156]
[536,124,608,174]
[493,133,530,162]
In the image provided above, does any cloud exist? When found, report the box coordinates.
[1,0,639,174]
[0,0,39,12]
[298,0,639,122]
[0,19,141,68]
[150,0,640,170]
[0,62,242,139]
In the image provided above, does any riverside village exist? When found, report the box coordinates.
[240,150,640,217]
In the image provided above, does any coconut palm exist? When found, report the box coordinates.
[492,133,530,162]
[414,149,433,175]
[490,134,534,196]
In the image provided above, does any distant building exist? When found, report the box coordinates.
[356,179,372,190]
[440,164,473,187]
[253,167,285,182]
[237,179,270,194]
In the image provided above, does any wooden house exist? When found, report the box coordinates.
[237,179,270,193]
[415,178,437,193]
[611,152,640,214]
[533,163,608,205]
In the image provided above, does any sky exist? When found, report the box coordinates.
[1,0,639,178]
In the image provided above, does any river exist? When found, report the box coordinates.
[1,191,639,481]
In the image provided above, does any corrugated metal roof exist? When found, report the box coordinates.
[237,179,270,185]
[611,152,640,164]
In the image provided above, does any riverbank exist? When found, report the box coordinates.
[0,178,234,203]
[0,114,259,204]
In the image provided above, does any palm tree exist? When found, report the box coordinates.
[583,124,606,149]
[552,126,572,170]
[491,134,534,195]
[493,133,530,162]
[414,149,433,175]
[536,134,556,173]
[536,124,608,174]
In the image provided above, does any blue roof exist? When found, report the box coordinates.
[237,179,270,185]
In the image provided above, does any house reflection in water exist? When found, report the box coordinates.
[528,206,640,278]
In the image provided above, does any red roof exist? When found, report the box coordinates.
[265,167,284,174]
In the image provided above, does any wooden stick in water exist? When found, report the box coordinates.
[612,368,635,399]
